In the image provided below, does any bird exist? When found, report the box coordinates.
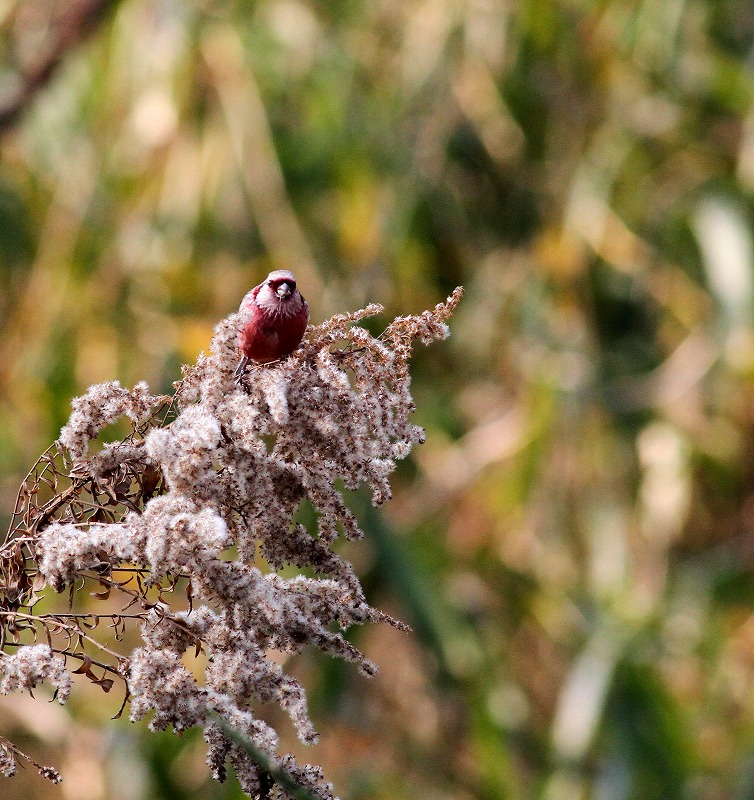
[234,269,309,379]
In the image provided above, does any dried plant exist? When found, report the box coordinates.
[0,287,462,798]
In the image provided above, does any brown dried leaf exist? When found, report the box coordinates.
[92,677,114,693]
[71,654,93,675]
[140,464,162,502]
[112,689,130,719]
[31,572,47,592]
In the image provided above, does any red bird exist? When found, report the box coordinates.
[235,270,309,378]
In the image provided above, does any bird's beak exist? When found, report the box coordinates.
[276,282,292,298]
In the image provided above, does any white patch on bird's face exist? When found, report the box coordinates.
[256,282,300,317]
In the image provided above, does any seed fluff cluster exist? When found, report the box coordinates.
[0,287,462,798]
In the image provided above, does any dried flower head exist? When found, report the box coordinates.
[0,644,71,702]
[0,287,462,797]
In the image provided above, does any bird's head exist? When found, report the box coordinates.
[270,270,297,298]
[254,270,304,316]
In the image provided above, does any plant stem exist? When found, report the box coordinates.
[209,713,321,800]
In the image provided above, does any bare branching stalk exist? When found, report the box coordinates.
[0,288,462,798]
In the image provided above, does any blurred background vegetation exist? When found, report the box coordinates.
[3,0,754,798]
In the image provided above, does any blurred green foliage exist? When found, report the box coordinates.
[4,0,754,798]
